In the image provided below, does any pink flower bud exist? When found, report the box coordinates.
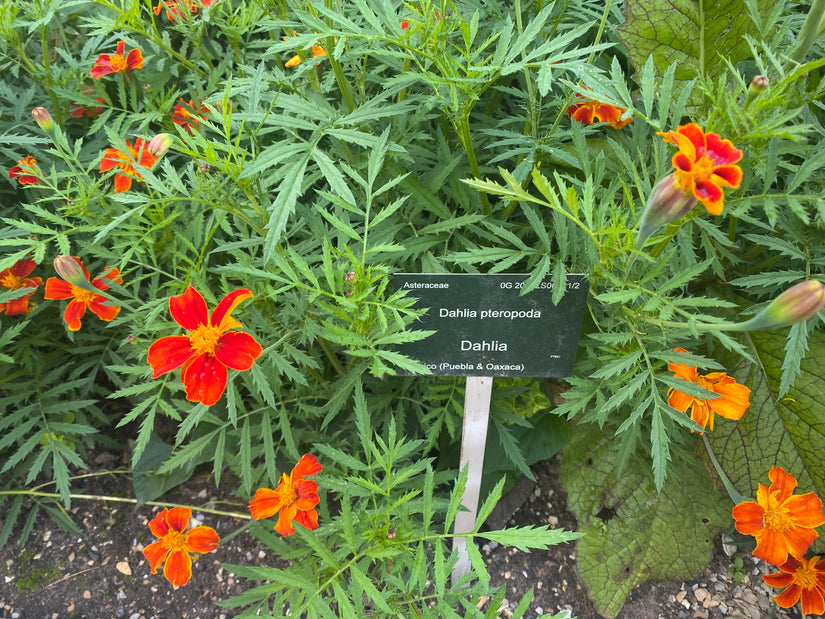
[32,107,54,132]
[147,133,173,157]
[636,173,697,248]
[749,75,769,93]
[53,255,87,286]
[738,281,825,331]
[345,271,356,282]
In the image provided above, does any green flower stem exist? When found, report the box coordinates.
[621,306,752,332]
[789,0,825,66]
[454,115,491,215]
[0,489,251,520]
[702,433,744,504]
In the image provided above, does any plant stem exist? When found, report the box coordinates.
[702,433,744,504]
[789,0,825,66]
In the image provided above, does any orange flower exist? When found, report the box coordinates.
[763,554,825,616]
[100,138,159,193]
[0,257,42,316]
[283,32,328,68]
[656,123,742,215]
[567,89,632,129]
[733,467,825,566]
[8,155,40,185]
[249,454,322,536]
[90,40,143,79]
[171,98,209,134]
[147,286,262,406]
[666,348,750,431]
[153,0,213,21]
[43,257,122,331]
[142,507,219,588]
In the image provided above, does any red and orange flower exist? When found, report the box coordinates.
[657,123,743,215]
[763,554,825,616]
[249,454,322,536]
[147,286,262,407]
[153,0,213,21]
[171,98,209,134]
[0,257,42,316]
[44,257,122,331]
[90,40,144,79]
[733,467,825,566]
[8,155,40,185]
[69,87,106,118]
[142,507,219,588]
[567,89,632,129]
[100,138,159,193]
[667,348,751,432]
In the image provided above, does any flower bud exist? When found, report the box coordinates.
[147,133,173,157]
[737,281,825,331]
[31,107,54,132]
[749,75,769,94]
[636,173,697,248]
[53,255,87,286]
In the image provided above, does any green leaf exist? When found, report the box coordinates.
[616,0,770,101]
[561,428,730,618]
[708,331,825,503]
[477,525,582,552]
[132,432,197,503]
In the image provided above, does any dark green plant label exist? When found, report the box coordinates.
[393,273,589,377]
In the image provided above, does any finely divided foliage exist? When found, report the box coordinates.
[0,0,824,616]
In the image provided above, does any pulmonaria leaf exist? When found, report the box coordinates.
[706,331,825,525]
[560,428,730,619]
[616,0,768,98]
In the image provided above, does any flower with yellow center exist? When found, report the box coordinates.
[0,257,42,316]
[733,467,825,566]
[90,40,143,79]
[43,256,122,331]
[147,285,262,406]
[100,137,159,193]
[764,555,825,615]
[666,348,751,432]
[143,507,219,588]
[249,454,323,536]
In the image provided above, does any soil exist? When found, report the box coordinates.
[0,456,802,619]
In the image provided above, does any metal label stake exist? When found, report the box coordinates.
[451,375,494,585]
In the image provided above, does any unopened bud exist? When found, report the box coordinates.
[198,161,211,174]
[32,107,54,132]
[345,271,356,282]
[147,133,173,157]
[53,255,87,286]
[636,173,697,248]
[737,281,825,331]
[749,75,769,93]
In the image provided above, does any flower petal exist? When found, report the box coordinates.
[43,277,75,300]
[180,353,228,406]
[705,133,743,165]
[769,467,798,503]
[711,164,742,189]
[249,487,283,520]
[169,285,209,331]
[274,503,299,536]
[63,299,88,331]
[148,336,195,377]
[773,583,802,609]
[570,104,595,125]
[142,540,170,574]
[184,526,220,554]
[292,453,322,478]
[148,509,171,538]
[125,48,144,70]
[293,507,319,531]
[762,571,794,588]
[12,258,36,278]
[211,288,253,331]
[88,297,121,323]
[164,548,193,587]
[677,123,707,160]
[732,501,765,535]
[708,379,750,421]
[165,506,192,533]
[113,173,133,193]
[801,587,825,616]
[214,331,262,371]
[667,389,693,413]
[784,493,825,528]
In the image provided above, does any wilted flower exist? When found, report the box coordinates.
[147,286,262,406]
[667,348,751,432]
[90,40,143,79]
[249,454,322,536]
[31,107,54,132]
[8,155,40,186]
[142,507,219,588]
[44,257,122,331]
[733,467,825,566]
[99,138,159,193]
[0,257,42,316]
[735,281,825,331]
[763,554,825,616]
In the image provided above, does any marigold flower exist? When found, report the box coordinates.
[283,32,328,68]
[656,123,742,216]
[153,0,213,21]
[69,87,106,118]
[8,155,40,186]
[666,348,750,432]
[90,40,143,79]
[171,98,209,134]
[99,138,159,193]
[567,89,632,129]
[0,257,42,316]
[142,507,219,588]
[733,467,825,566]
[249,454,322,536]
[147,285,262,406]
[44,257,122,331]
[763,554,825,616]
